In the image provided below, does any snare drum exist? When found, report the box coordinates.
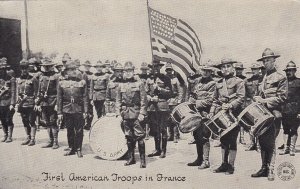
[204,110,238,139]
[171,102,203,133]
[237,102,274,137]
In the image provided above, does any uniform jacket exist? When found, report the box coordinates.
[57,77,88,115]
[37,72,60,107]
[281,76,300,115]
[190,77,216,113]
[167,74,184,106]
[0,74,16,107]
[115,78,147,119]
[257,68,287,117]
[105,77,123,113]
[145,73,173,112]
[90,73,110,101]
[210,74,245,116]
[82,71,93,100]
[244,75,263,107]
[17,74,38,108]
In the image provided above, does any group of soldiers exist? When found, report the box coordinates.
[0,47,299,180]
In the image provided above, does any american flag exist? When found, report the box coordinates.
[148,7,202,79]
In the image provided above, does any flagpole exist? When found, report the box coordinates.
[146,0,154,64]
[24,0,30,59]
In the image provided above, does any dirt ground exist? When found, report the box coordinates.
[0,114,300,189]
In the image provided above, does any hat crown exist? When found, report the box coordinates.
[114,63,124,70]
[285,61,297,69]
[65,61,77,69]
[262,48,275,57]
[221,57,237,64]
[250,62,262,69]
[83,60,91,66]
[94,60,105,67]
[234,62,244,68]
[165,62,173,69]
[104,60,110,65]
[124,61,135,70]
[41,57,54,65]
[20,59,29,67]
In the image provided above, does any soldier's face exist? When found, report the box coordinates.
[21,67,29,76]
[202,70,212,78]
[66,68,77,77]
[165,69,173,75]
[285,69,296,79]
[123,69,134,79]
[235,69,243,76]
[84,65,91,72]
[140,69,148,74]
[262,57,275,71]
[152,66,161,75]
[251,68,260,76]
[114,70,123,78]
[221,63,234,76]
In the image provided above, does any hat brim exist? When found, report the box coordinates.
[216,61,237,68]
[148,63,164,68]
[257,55,280,61]
[235,67,246,69]
[283,67,298,71]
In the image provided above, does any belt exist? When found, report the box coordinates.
[93,88,106,91]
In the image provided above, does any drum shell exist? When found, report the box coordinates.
[89,116,127,160]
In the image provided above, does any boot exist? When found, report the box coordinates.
[64,150,76,156]
[278,144,284,149]
[188,143,203,166]
[28,127,36,146]
[5,126,13,143]
[290,135,297,156]
[213,148,228,173]
[42,128,53,148]
[159,137,167,158]
[239,129,246,145]
[225,150,236,175]
[148,137,161,157]
[188,139,196,145]
[77,149,83,158]
[198,142,210,169]
[21,127,31,145]
[1,126,8,142]
[52,128,59,149]
[138,141,146,168]
[125,140,136,166]
[279,134,290,155]
[251,151,268,177]
[267,169,275,181]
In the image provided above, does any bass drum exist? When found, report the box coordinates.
[89,116,127,160]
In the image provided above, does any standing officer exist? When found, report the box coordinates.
[234,62,247,145]
[251,48,287,181]
[279,61,300,156]
[146,60,173,158]
[105,62,124,115]
[187,64,216,169]
[244,63,264,151]
[57,60,88,158]
[81,60,94,130]
[116,61,147,168]
[209,58,245,175]
[0,57,16,143]
[90,61,110,118]
[165,63,183,143]
[36,57,60,149]
[17,59,39,146]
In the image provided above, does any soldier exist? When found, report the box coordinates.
[251,48,287,181]
[36,57,60,149]
[279,61,300,156]
[105,62,124,115]
[54,61,64,74]
[17,59,39,146]
[244,63,264,151]
[146,60,173,158]
[234,62,247,145]
[0,57,16,143]
[57,61,88,158]
[90,61,110,118]
[104,59,112,75]
[165,63,184,143]
[209,58,245,175]
[187,64,216,169]
[115,61,147,168]
[61,53,71,67]
[80,60,94,130]
[109,60,117,80]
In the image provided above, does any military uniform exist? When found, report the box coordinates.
[90,62,110,118]
[210,58,245,175]
[37,58,60,149]
[280,61,300,156]
[251,48,287,181]
[146,61,173,158]
[0,58,16,143]
[188,65,216,169]
[17,60,39,146]
[116,61,147,168]
[57,61,88,157]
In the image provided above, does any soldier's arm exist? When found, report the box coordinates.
[263,76,287,109]
[229,79,245,110]
[139,82,147,116]
[82,80,88,114]
[195,81,216,109]
[209,84,220,115]
[115,85,122,116]
[33,77,39,100]
[57,81,63,115]
[90,78,94,100]
[10,77,17,106]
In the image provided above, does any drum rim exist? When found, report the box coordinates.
[237,102,269,120]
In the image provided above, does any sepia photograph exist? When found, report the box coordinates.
[0,0,300,188]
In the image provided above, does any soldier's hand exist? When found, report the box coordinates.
[57,115,63,127]
[297,114,300,119]
[253,96,264,103]
[138,114,145,122]
[54,105,57,111]
[207,113,214,119]
[152,96,158,102]
[34,105,41,112]
[189,97,196,104]
[90,100,94,106]
[222,103,232,110]
[9,105,15,111]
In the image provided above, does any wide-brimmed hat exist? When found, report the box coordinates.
[82,60,92,66]
[124,61,135,70]
[140,62,149,70]
[257,48,280,62]
[148,59,164,68]
[250,62,263,69]
[41,57,55,66]
[20,59,29,68]
[283,61,298,71]
[217,57,238,68]
[165,63,173,70]
[62,53,71,62]
[93,60,105,67]
[234,62,246,69]
[65,61,77,70]
[104,59,110,66]
[113,63,124,70]
[0,57,8,69]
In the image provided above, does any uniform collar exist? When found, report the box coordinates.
[266,68,276,76]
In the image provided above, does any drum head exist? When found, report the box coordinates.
[89,116,127,160]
